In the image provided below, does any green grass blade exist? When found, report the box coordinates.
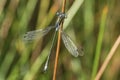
[91,6,108,80]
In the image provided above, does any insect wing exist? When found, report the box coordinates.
[61,31,84,57]
[23,26,55,41]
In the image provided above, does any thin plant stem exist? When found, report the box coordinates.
[95,35,120,80]
[63,0,84,29]
[91,6,108,80]
[52,0,66,80]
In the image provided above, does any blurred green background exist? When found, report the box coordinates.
[0,0,120,80]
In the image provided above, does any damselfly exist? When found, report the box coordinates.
[23,12,84,71]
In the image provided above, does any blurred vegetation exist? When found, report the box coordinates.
[0,0,120,80]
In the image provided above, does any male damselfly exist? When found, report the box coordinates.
[23,12,84,71]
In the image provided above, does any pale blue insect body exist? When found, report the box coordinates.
[23,12,84,71]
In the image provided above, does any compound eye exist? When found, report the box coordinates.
[56,12,60,16]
